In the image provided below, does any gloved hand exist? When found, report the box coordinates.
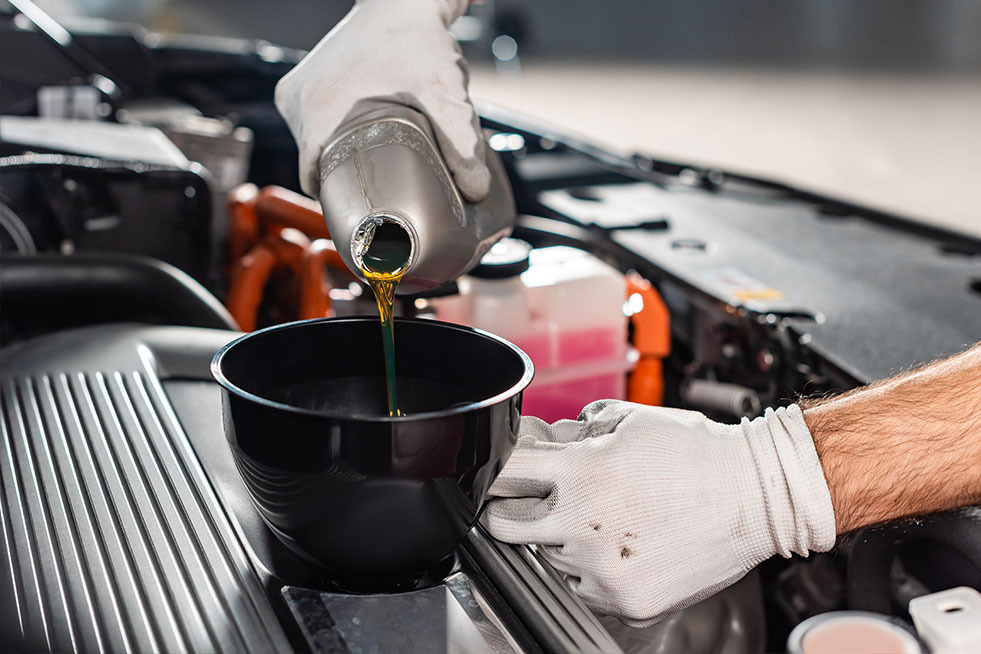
[485,400,836,626]
[274,0,490,202]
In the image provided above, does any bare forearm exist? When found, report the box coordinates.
[801,343,981,534]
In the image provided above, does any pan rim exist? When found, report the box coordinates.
[210,316,535,423]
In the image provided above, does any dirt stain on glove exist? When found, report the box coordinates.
[592,524,602,531]
[620,546,632,558]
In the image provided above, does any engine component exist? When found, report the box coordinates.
[224,184,351,330]
[681,378,763,419]
[844,507,981,616]
[909,586,981,653]
[0,145,213,285]
[0,253,237,344]
[117,101,254,197]
[0,115,187,166]
[786,611,923,654]
[624,273,670,407]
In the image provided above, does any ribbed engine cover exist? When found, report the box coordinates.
[0,325,291,653]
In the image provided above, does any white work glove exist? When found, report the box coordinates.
[274,0,490,202]
[485,400,836,626]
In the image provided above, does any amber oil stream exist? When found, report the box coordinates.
[360,222,411,416]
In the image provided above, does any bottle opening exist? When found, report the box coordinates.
[355,217,413,276]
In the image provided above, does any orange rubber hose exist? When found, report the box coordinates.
[299,239,345,320]
[255,185,330,239]
[227,183,260,265]
[226,242,277,331]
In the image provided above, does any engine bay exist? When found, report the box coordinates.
[2,7,981,653]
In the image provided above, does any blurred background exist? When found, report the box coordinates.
[29,0,981,236]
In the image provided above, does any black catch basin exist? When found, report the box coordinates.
[211,317,533,591]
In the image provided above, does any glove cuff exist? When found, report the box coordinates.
[737,405,836,566]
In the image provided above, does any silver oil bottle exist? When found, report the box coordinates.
[317,105,516,294]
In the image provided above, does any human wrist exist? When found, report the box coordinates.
[802,400,857,533]
[804,394,936,533]
[803,352,981,534]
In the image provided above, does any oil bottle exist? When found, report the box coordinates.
[317,104,516,296]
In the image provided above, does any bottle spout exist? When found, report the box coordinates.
[352,214,416,276]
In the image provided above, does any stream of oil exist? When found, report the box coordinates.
[360,224,411,417]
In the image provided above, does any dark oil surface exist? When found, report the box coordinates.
[268,376,476,416]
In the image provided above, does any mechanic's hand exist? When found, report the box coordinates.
[485,401,836,626]
[274,0,490,202]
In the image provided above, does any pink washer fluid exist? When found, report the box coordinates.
[430,241,631,423]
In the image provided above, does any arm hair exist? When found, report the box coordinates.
[800,343,981,533]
